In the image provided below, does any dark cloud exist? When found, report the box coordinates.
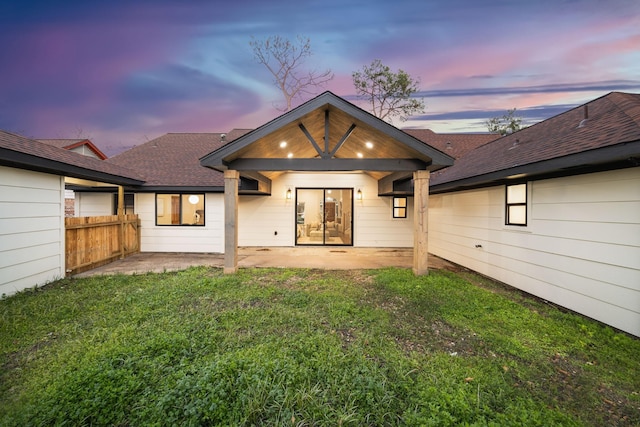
[412,104,578,123]
[418,80,640,98]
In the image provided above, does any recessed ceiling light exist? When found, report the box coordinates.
[357,152,363,158]
[280,141,287,148]
[287,152,293,158]
[365,142,374,149]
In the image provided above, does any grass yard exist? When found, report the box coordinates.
[1,267,639,426]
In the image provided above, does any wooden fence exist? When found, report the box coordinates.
[65,214,140,275]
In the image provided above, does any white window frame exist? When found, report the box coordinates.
[505,183,528,227]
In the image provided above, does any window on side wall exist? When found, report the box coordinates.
[156,194,205,226]
[113,193,135,215]
[393,196,408,218]
[505,183,527,226]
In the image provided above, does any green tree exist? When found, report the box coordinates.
[250,35,333,111]
[352,59,424,122]
[486,108,523,135]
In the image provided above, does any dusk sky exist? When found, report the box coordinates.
[1,0,639,156]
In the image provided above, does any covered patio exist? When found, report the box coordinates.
[200,92,453,275]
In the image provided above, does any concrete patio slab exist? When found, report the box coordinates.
[74,247,457,277]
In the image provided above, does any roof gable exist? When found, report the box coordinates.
[200,91,454,180]
[37,138,108,160]
[431,91,640,191]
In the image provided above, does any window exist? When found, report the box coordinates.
[113,193,135,215]
[156,194,205,226]
[393,197,407,218]
[505,183,527,226]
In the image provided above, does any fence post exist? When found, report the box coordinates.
[118,186,125,259]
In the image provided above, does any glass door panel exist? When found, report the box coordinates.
[296,188,353,246]
[296,189,324,245]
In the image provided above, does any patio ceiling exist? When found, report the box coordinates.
[200,92,454,188]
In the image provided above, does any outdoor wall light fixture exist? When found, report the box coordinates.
[286,188,292,199]
[356,189,362,200]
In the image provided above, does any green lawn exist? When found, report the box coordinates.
[1,267,638,426]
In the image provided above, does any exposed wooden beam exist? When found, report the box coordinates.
[298,123,325,158]
[324,109,329,154]
[329,123,356,158]
[226,158,428,171]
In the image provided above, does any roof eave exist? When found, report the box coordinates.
[430,140,640,194]
[0,148,145,186]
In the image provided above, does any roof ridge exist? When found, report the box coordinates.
[606,92,640,128]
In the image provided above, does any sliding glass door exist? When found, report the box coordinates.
[295,188,353,246]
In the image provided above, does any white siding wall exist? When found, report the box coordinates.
[239,172,414,247]
[137,193,224,253]
[75,192,113,216]
[0,166,65,296]
[429,168,640,337]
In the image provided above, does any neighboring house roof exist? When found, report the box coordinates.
[431,91,640,192]
[37,138,108,160]
[403,129,499,159]
[0,130,144,186]
[107,132,245,190]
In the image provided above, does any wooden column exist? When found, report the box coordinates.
[224,170,240,273]
[118,185,125,259]
[413,170,430,275]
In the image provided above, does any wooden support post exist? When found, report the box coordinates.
[413,170,430,275]
[224,170,240,273]
[118,185,125,259]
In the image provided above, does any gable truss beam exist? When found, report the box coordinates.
[298,109,357,159]
[329,123,357,158]
[225,158,428,172]
[299,123,326,158]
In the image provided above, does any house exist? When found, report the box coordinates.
[0,130,143,297]
[428,91,640,337]
[2,90,638,336]
[83,93,455,275]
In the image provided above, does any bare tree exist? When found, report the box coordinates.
[250,35,333,111]
[352,59,424,122]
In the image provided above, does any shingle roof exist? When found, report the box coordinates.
[108,131,250,187]
[431,91,640,190]
[0,130,144,185]
[403,129,499,159]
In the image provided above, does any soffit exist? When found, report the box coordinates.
[223,105,437,180]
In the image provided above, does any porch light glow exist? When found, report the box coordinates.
[286,188,292,199]
[357,152,363,158]
[287,152,293,158]
[356,189,362,200]
[365,141,374,149]
[280,141,287,148]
